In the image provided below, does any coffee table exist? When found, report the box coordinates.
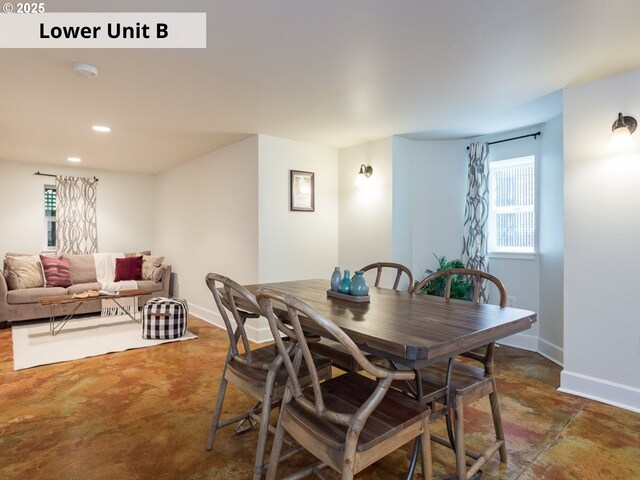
[38,289,147,336]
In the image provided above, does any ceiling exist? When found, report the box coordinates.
[2,0,640,174]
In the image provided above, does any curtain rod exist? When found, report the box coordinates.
[34,171,99,182]
[466,131,541,150]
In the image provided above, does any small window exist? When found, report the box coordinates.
[44,185,56,250]
[488,156,535,254]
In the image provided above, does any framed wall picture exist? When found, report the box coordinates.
[290,170,315,211]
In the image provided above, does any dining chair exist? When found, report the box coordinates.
[205,273,332,480]
[257,287,432,480]
[309,261,414,372]
[412,268,508,480]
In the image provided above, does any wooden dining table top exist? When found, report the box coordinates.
[242,279,537,368]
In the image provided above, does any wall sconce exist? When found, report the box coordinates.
[608,112,637,151]
[355,164,373,186]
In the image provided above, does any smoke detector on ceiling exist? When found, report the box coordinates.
[73,62,99,79]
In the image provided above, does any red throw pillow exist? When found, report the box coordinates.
[40,255,72,288]
[114,255,142,281]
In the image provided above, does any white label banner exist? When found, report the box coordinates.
[0,12,206,48]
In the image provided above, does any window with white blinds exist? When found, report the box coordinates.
[44,185,57,250]
[488,155,535,254]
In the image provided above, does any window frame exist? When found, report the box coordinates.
[487,155,537,258]
[44,184,56,252]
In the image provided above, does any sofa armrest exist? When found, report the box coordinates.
[0,271,9,322]
[160,264,171,297]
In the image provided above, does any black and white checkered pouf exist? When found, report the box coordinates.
[142,297,189,339]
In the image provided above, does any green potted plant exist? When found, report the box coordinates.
[416,254,472,301]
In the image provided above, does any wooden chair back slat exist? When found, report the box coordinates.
[413,268,507,372]
[206,273,269,370]
[414,268,507,306]
[358,262,415,292]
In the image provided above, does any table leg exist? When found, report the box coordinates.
[403,357,465,480]
[49,302,83,336]
[49,305,54,334]
[110,297,141,323]
[405,437,421,479]
[444,357,457,453]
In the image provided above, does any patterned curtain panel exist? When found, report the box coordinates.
[56,175,98,255]
[461,142,490,301]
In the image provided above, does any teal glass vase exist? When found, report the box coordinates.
[338,269,351,294]
[349,270,369,296]
[330,267,341,292]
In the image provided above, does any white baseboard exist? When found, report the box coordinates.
[559,370,640,414]
[188,302,273,344]
[496,331,538,352]
[537,337,563,366]
[187,303,221,327]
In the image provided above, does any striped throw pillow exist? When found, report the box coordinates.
[40,255,72,288]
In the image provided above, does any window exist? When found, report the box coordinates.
[488,155,535,254]
[44,185,56,250]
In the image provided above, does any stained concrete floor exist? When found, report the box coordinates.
[1,317,638,479]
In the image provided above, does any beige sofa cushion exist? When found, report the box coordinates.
[7,286,67,304]
[137,280,163,293]
[4,255,45,290]
[152,266,164,283]
[67,282,103,295]
[62,254,97,284]
[125,250,151,257]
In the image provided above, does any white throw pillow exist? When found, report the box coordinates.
[4,255,45,290]
[141,255,164,280]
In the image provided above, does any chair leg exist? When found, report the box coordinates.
[419,416,432,480]
[489,380,507,463]
[234,401,260,434]
[265,409,287,480]
[206,373,228,450]
[253,371,276,480]
[454,397,467,480]
[341,429,358,480]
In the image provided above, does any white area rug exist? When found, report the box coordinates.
[12,314,197,371]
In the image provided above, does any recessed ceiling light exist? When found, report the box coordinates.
[92,125,111,133]
[67,157,81,163]
[73,62,99,79]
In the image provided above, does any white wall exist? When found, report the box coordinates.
[561,69,640,412]
[338,136,467,291]
[407,138,468,280]
[257,135,339,282]
[155,134,339,343]
[155,136,259,325]
[0,159,156,256]
[338,138,394,277]
[391,137,414,283]
[539,115,564,364]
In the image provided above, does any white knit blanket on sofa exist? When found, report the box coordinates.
[93,252,138,316]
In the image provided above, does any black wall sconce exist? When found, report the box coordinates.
[355,164,373,186]
[609,112,637,151]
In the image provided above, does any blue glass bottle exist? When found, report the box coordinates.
[350,270,369,296]
[330,267,341,292]
[338,269,351,294]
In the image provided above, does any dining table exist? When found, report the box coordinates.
[240,278,538,479]
[242,279,536,368]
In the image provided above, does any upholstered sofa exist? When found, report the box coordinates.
[0,253,171,325]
